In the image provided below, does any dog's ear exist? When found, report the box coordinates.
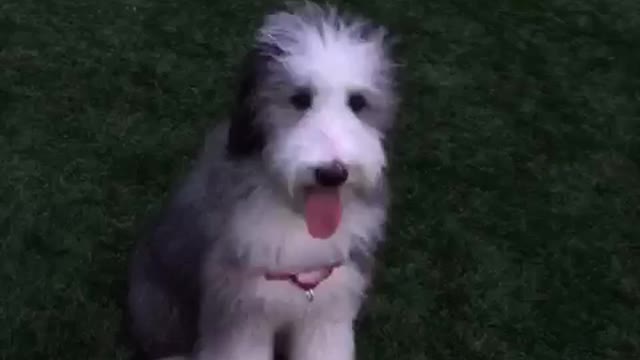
[226,48,268,158]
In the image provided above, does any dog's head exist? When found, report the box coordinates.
[227,2,396,238]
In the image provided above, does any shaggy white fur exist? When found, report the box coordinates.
[126,3,397,360]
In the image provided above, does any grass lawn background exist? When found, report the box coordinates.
[1,0,639,359]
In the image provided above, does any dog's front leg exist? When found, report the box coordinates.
[195,316,273,360]
[290,320,355,360]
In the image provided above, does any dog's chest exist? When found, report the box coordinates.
[208,191,383,320]
[249,264,368,323]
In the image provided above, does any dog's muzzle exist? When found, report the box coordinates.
[313,161,348,187]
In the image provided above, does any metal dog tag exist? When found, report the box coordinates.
[305,289,315,302]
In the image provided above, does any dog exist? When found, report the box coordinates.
[126,2,398,359]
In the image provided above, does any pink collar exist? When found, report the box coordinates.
[265,264,339,291]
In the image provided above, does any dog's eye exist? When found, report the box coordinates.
[347,92,368,113]
[290,89,312,111]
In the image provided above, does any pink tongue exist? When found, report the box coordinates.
[304,188,341,239]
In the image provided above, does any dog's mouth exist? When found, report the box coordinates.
[303,186,342,239]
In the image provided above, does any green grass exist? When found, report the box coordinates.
[1,0,639,359]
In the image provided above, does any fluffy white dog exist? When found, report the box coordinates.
[126,2,398,360]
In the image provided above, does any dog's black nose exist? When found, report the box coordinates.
[314,161,349,187]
